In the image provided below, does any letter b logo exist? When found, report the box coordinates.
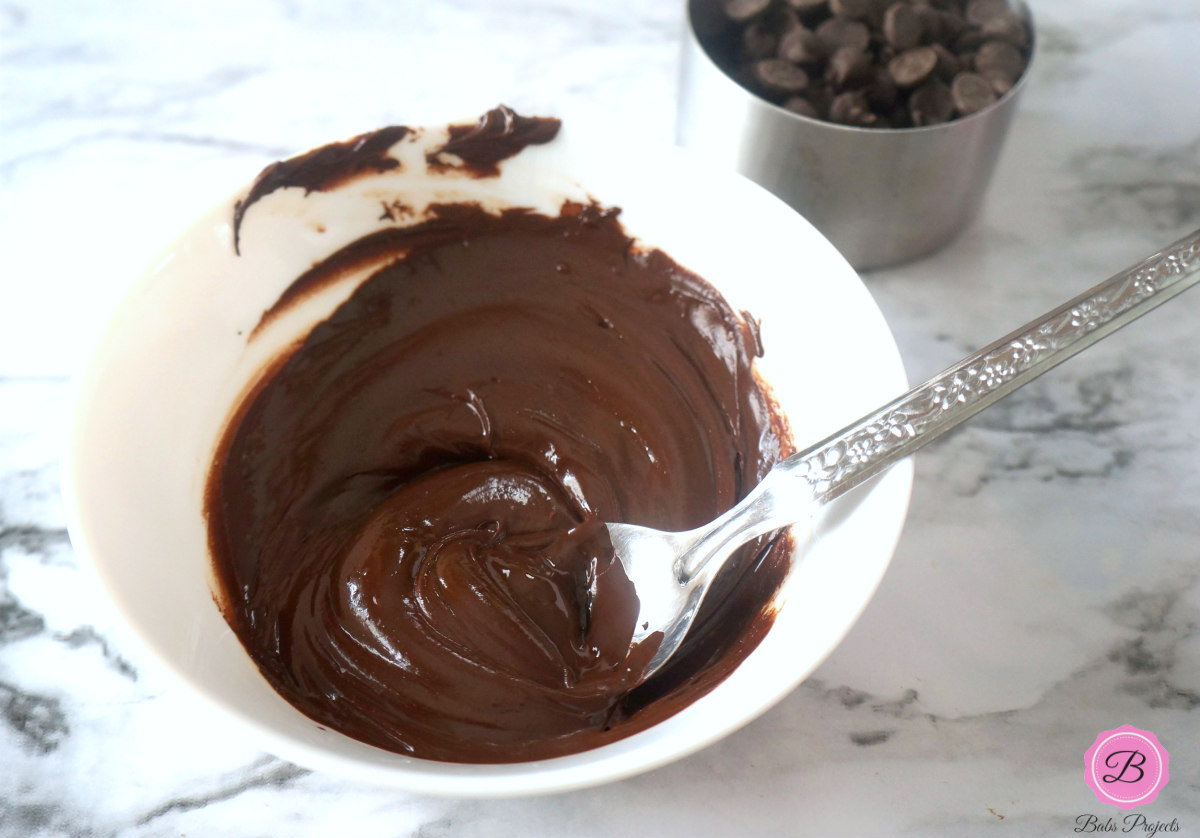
[1085,726,1170,809]
[1101,749,1145,784]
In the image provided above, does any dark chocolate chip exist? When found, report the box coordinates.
[981,11,1030,48]
[752,58,811,92]
[867,64,899,108]
[863,0,888,30]
[952,26,989,52]
[975,38,1025,94]
[935,7,968,40]
[743,20,781,59]
[778,23,829,64]
[816,17,872,52]
[930,42,961,79]
[888,45,938,87]
[783,95,821,117]
[912,4,946,42]
[882,3,923,50]
[909,77,955,124]
[804,80,836,113]
[724,0,773,22]
[826,45,874,87]
[950,70,998,114]
[830,0,873,20]
[829,89,878,125]
[965,0,1011,26]
[786,0,831,13]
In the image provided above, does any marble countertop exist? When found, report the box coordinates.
[3,0,1199,835]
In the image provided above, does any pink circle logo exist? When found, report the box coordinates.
[1084,725,1171,809]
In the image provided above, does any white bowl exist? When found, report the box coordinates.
[62,112,912,796]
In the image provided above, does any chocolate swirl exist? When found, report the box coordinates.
[207,200,794,762]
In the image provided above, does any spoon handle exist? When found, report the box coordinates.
[677,229,1200,584]
[781,228,1200,506]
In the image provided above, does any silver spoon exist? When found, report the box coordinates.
[609,228,1200,682]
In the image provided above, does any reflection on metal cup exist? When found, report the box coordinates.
[676,0,1034,270]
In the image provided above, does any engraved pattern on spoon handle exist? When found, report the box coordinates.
[781,228,1200,505]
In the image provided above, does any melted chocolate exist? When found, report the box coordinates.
[232,125,410,253]
[426,105,561,176]
[208,125,795,764]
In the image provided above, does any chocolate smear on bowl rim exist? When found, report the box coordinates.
[425,104,561,177]
[232,125,409,254]
[232,105,561,254]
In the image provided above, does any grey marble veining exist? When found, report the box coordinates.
[3,0,1200,835]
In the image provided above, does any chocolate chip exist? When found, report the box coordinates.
[816,17,872,52]
[882,3,923,50]
[804,80,836,113]
[724,0,773,23]
[826,45,874,86]
[909,77,955,124]
[743,20,781,59]
[829,89,878,125]
[930,42,961,79]
[935,7,969,41]
[862,0,888,30]
[785,0,831,14]
[951,26,989,52]
[752,58,811,93]
[830,0,873,20]
[867,65,900,109]
[888,45,938,87]
[975,39,1025,94]
[965,0,1011,27]
[783,95,821,117]
[778,24,829,64]
[950,70,997,114]
[981,11,1030,48]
